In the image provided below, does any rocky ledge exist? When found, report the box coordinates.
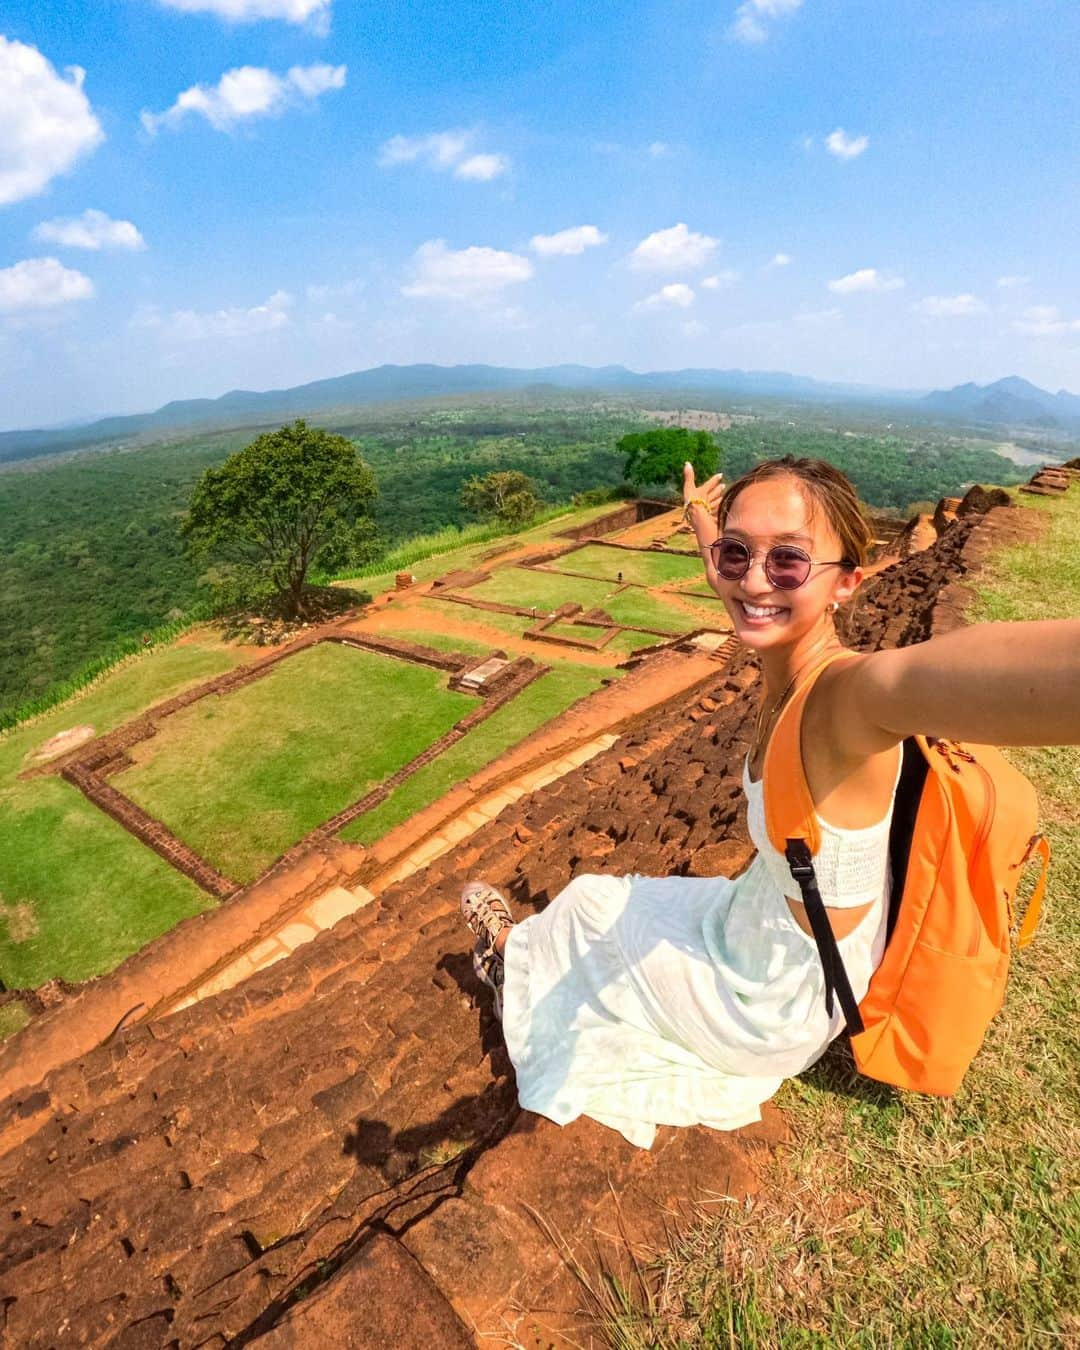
[0,488,1049,1348]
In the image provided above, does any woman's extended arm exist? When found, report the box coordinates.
[834,620,1080,755]
[683,465,725,588]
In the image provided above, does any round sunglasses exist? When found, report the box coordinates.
[710,537,855,590]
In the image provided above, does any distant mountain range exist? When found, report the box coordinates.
[3,365,1078,464]
[920,375,1080,428]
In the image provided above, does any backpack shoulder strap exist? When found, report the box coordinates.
[761,648,865,1036]
[762,649,861,855]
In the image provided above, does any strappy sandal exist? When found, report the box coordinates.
[461,880,513,1017]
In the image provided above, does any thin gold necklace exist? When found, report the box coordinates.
[751,635,842,761]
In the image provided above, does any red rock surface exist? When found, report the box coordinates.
[0,493,1048,1347]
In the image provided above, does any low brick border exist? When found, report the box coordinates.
[519,601,677,654]
[62,758,240,898]
[23,615,369,782]
[431,573,731,662]
[555,535,700,558]
[554,498,671,541]
[57,629,549,898]
[259,650,548,873]
[526,622,619,653]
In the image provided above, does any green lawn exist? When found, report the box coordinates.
[0,638,246,988]
[338,499,624,599]
[542,622,612,643]
[0,639,245,784]
[600,588,695,633]
[604,629,675,654]
[465,567,617,613]
[0,1002,31,1041]
[673,576,723,599]
[378,627,494,657]
[464,567,714,635]
[114,642,479,884]
[549,544,702,587]
[339,663,614,845]
[0,778,215,988]
[611,486,1080,1347]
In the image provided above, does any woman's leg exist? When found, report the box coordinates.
[460,880,515,1015]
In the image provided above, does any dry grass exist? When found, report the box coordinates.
[598,488,1080,1347]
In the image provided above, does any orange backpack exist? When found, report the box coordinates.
[763,652,1050,1096]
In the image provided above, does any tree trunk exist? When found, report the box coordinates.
[286,573,306,619]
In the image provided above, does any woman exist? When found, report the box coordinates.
[460,456,1080,1148]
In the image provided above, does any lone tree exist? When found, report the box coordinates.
[460,470,540,527]
[182,420,378,618]
[616,426,721,493]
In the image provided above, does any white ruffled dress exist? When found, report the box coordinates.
[500,756,900,1148]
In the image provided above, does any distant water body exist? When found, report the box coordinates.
[994,442,1066,466]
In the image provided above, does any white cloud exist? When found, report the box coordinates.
[682,319,708,337]
[825,128,870,160]
[0,37,104,207]
[794,306,841,324]
[286,64,346,98]
[33,208,146,252]
[828,267,905,295]
[156,0,331,31]
[1013,305,1080,338]
[0,257,94,312]
[141,63,345,134]
[914,293,987,318]
[305,277,364,303]
[767,252,793,268]
[530,225,609,257]
[634,283,695,311]
[378,130,470,168]
[729,0,803,44]
[997,274,1030,289]
[630,223,718,272]
[701,269,740,289]
[147,289,293,341]
[402,240,533,302]
[454,152,510,181]
[648,141,670,157]
[377,130,510,181]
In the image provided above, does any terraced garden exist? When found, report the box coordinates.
[338,660,610,844]
[464,567,617,613]
[112,643,481,884]
[0,643,248,987]
[546,542,701,586]
[0,501,717,995]
[0,499,733,999]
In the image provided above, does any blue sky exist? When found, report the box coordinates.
[1,0,1078,428]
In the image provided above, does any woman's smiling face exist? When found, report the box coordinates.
[712,476,862,653]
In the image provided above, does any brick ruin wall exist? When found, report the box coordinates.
[555,498,671,541]
[47,628,546,900]
[0,484,1056,1349]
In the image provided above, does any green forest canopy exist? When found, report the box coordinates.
[0,398,1033,717]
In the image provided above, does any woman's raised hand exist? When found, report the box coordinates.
[682,461,725,520]
[682,462,725,588]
